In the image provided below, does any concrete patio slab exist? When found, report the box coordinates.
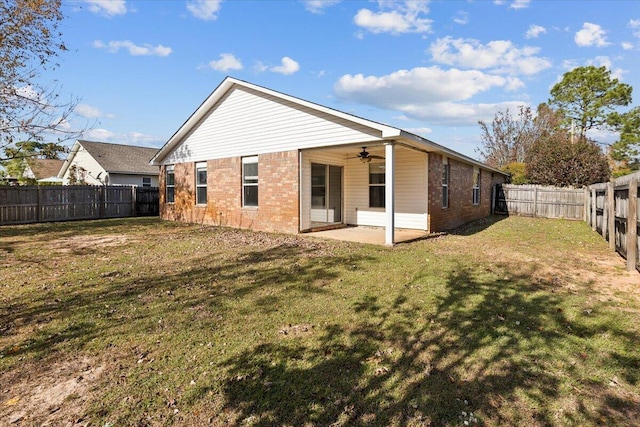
[307,226,430,245]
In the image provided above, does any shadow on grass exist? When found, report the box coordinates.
[447,214,508,236]
[216,263,640,426]
[0,242,365,361]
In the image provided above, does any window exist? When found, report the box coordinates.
[196,162,207,205]
[442,158,449,209]
[242,156,258,207]
[369,162,385,208]
[472,168,481,205]
[166,166,175,203]
[142,177,151,187]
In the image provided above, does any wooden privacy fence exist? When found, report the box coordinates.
[586,172,639,272]
[0,185,159,226]
[493,184,586,220]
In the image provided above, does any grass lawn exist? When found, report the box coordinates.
[1,216,639,426]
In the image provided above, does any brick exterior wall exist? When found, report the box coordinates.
[427,153,506,232]
[160,150,299,234]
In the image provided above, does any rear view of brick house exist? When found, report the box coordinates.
[151,77,507,245]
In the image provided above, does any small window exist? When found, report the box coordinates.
[166,166,175,203]
[196,162,207,205]
[442,158,449,209]
[472,168,481,205]
[369,162,385,208]
[142,177,151,187]
[242,156,258,207]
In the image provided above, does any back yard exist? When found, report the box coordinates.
[0,216,638,426]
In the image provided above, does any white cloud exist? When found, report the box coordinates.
[429,37,551,76]
[575,22,609,47]
[270,57,300,75]
[494,0,530,9]
[453,11,468,25]
[75,104,113,119]
[84,0,127,16]
[93,40,172,57]
[354,1,432,34]
[187,0,223,21]
[334,66,532,125]
[208,53,243,71]
[303,0,341,14]
[82,129,163,147]
[622,42,634,50]
[525,24,546,39]
[405,127,433,136]
[83,128,116,141]
[629,19,640,37]
[510,0,531,9]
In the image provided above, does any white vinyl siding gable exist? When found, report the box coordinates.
[161,87,384,165]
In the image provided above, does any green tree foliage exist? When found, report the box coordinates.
[0,140,66,184]
[549,66,632,138]
[610,106,640,174]
[525,134,610,187]
[0,0,86,161]
[477,105,536,168]
[502,162,529,184]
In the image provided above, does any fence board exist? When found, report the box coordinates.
[494,184,585,220]
[587,171,640,272]
[0,186,158,226]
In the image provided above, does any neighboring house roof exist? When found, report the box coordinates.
[59,140,160,178]
[25,159,64,180]
[151,76,507,176]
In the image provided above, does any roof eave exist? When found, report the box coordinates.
[397,131,508,176]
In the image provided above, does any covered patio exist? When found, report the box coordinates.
[308,225,431,245]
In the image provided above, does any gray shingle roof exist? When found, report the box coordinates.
[79,140,159,175]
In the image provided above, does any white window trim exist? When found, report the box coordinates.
[442,157,449,209]
[195,162,207,205]
[473,167,481,205]
[166,165,175,204]
[369,161,386,209]
[242,156,258,207]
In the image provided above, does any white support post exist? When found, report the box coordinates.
[385,142,395,246]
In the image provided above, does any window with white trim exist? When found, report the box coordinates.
[166,165,175,203]
[472,168,481,205]
[142,177,151,187]
[369,162,385,208]
[242,156,258,207]
[442,158,449,209]
[195,162,207,205]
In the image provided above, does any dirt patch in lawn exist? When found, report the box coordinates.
[0,356,105,426]
[51,234,132,254]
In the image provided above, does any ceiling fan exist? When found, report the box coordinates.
[348,146,384,163]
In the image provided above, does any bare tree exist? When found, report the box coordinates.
[0,0,87,162]
[476,106,535,169]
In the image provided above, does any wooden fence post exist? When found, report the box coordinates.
[584,188,589,223]
[608,181,615,251]
[628,178,638,272]
[36,185,42,223]
[132,186,137,216]
[533,186,538,218]
[591,188,597,231]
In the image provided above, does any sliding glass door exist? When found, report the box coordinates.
[311,163,342,227]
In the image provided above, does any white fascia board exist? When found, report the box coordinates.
[57,140,81,178]
[150,77,402,165]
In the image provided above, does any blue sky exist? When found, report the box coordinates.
[47,0,640,159]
